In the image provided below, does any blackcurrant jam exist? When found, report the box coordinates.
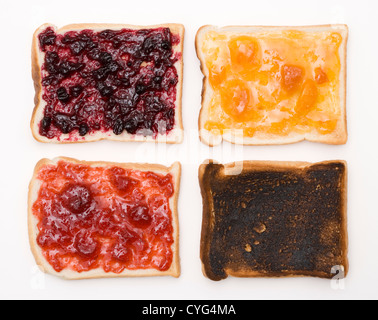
[38,27,181,140]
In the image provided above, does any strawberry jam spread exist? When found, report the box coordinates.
[38,27,181,140]
[32,161,175,273]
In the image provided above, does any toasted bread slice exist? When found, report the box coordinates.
[28,157,181,279]
[196,25,348,146]
[32,23,184,144]
[199,160,348,281]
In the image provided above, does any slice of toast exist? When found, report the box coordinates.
[32,23,184,144]
[196,25,348,146]
[28,157,181,279]
[199,160,348,281]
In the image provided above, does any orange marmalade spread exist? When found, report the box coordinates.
[201,29,344,137]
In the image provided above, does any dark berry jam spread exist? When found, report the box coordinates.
[32,161,175,273]
[38,27,181,140]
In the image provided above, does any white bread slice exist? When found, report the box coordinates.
[196,25,348,147]
[28,157,181,279]
[31,23,184,144]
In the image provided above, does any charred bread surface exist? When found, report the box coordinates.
[199,160,348,281]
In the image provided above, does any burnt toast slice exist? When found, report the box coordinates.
[199,160,348,281]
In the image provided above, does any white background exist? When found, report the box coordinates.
[0,0,377,300]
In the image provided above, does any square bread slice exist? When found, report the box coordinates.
[199,160,348,281]
[28,157,181,279]
[196,25,348,146]
[32,23,184,144]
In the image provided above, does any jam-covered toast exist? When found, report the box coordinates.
[28,157,181,279]
[31,23,184,144]
[196,25,348,146]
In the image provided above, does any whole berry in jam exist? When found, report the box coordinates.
[60,184,93,214]
[57,87,70,103]
[127,205,152,229]
[41,117,52,130]
[39,28,56,49]
[79,123,89,136]
[113,119,124,135]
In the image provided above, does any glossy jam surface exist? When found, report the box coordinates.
[201,30,343,137]
[32,161,175,273]
[38,27,181,140]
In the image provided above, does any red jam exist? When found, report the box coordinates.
[38,27,181,140]
[32,161,175,274]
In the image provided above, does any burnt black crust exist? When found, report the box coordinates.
[200,161,347,281]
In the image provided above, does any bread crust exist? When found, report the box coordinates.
[31,23,185,144]
[196,25,348,147]
[199,159,348,281]
[28,157,181,280]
